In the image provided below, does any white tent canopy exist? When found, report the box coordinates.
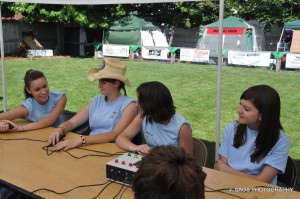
[1,0,200,4]
[0,0,225,160]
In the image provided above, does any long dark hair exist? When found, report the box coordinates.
[24,70,47,99]
[132,146,206,199]
[233,85,282,163]
[137,81,175,123]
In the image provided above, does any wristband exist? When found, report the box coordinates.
[58,124,68,135]
[80,135,86,146]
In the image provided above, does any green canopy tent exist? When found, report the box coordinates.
[196,16,265,52]
[284,20,300,29]
[104,15,161,46]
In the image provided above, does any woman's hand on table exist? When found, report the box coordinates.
[48,128,64,146]
[0,120,22,132]
[51,137,82,151]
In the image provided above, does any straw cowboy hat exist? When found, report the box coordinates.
[87,58,130,86]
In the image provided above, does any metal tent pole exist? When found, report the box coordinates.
[215,0,224,161]
[0,4,7,111]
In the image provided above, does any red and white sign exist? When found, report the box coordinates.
[180,48,210,63]
[207,28,244,35]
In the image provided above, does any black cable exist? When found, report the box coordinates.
[113,184,124,199]
[42,145,54,155]
[31,181,109,195]
[0,137,46,142]
[91,181,113,199]
[42,146,125,159]
[63,150,122,159]
[1,136,125,158]
[77,147,124,156]
[119,186,129,199]
[42,145,125,159]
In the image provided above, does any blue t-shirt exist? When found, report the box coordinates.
[88,95,135,135]
[142,112,192,148]
[218,121,290,185]
[21,91,65,127]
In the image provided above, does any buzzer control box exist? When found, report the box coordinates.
[105,152,143,186]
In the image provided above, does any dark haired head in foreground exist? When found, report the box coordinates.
[132,145,206,199]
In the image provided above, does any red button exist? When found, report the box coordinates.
[115,159,118,163]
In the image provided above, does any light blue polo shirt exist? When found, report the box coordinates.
[142,112,192,148]
[22,91,65,127]
[88,95,135,135]
[219,121,290,185]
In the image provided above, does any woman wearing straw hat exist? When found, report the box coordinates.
[48,58,136,151]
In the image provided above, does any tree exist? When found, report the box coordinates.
[124,1,220,28]
[1,1,300,29]
[224,0,300,26]
[1,2,126,29]
[1,2,221,29]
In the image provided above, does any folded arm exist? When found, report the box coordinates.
[214,155,278,184]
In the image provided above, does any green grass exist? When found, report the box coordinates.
[1,57,300,190]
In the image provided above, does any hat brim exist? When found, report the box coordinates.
[87,68,130,86]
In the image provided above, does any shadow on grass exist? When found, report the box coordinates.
[201,139,300,192]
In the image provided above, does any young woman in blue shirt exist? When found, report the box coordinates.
[0,69,66,132]
[116,81,193,155]
[215,85,290,185]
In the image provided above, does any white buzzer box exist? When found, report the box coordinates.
[105,152,143,186]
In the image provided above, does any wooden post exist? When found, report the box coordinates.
[94,49,97,59]
[275,59,281,72]
[129,49,134,61]
[140,48,143,61]
[171,53,175,63]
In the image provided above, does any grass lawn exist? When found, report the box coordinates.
[1,57,300,190]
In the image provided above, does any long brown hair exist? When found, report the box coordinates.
[234,85,282,163]
[24,70,47,99]
[136,81,175,123]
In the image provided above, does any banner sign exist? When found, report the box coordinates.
[179,48,210,63]
[28,49,53,56]
[285,53,300,69]
[207,27,244,35]
[142,46,169,60]
[228,51,271,67]
[102,44,129,57]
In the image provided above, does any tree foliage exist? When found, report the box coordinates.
[224,0,300,26]
[1,2,126,29]
[1,1,300,29]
